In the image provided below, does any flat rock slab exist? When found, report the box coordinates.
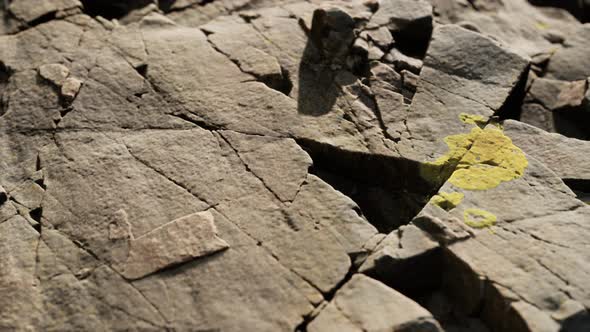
[118,210,230,280]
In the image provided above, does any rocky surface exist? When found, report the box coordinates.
[0,0,589,331]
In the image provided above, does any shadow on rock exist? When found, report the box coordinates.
[296,7,357,116]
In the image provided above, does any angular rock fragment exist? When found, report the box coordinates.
[308,274,443,332]
[60,76,82,101]
[38,63,69,86]
[119,210,230,280]
[359,224,441,294]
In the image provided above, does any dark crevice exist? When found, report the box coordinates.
[296,138,436,233]
[80,0,154,19]
[159,0,216,13]
[391,20,433,59]
[528,0,590,23]
[564,179,590,204]
[26,10,58,27]
[29,207,43,224]
[135,64,148,78]
[496,64,530,120]
[0,61,12,117]
[169,112,222,131]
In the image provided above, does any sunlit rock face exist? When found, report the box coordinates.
[1,0,589,331]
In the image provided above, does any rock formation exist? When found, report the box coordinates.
[0,0,589,331]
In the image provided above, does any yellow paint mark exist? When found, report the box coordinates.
[459,113,487,127]
[430,192,464,211]
[464,208,497,228]
[449,127,528,190]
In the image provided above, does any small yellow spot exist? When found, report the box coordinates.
[464,208,497,228]
[430,192,464,211]
[459,113,487,127]
[536,21,549,30]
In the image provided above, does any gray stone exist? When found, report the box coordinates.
[308,274,443,332]
[546,24,590,81]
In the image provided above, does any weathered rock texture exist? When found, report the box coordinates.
[1,0,589,331]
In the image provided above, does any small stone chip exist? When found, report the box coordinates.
[39,63,69,86]
[61,77,83,101]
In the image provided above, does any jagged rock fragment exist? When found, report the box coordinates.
[60,77,82,101]
[38,63,69,86]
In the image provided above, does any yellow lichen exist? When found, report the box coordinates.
[459,113,487,127]
[448,126,528,190]
[421,126,528,190]
[464,208,497,228]
[420,127,482,185]
[430,192,464,211]
[535,21,549,30]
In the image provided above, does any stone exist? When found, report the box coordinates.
[527,78,587,111]
[546,25,590,81]
[118,211,230,280]
[2,0,590,330]
[370,0,433,32]
[308,274,443,332]
[503,120,590,183]
[8,0,80,23]
[60,76,82,101]
[385,48,423,74]
[38,63,69,86]
[359,224,441,293]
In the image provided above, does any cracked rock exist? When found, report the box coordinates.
[1,0,590,331]
[308,274,443,332]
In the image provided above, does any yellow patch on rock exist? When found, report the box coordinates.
[420,127,481,185]
[464,208,497,228]
[430,192,464,211]
[459,113,487,127]
[449,126,528,190]
[422,126,528,190]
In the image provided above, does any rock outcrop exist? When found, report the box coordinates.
[1,0,589,331]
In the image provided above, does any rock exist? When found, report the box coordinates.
[503,120,590,183]
[308,274,443,332]
[10,180,44,210]
[60,77,82,101]
[413,121,590,330]
[370,0,433,33]
[384,48,423,74]
[546,24,590,81]
[2,1,590,330]
[38,63,69,86]
[359,224,441,293]
[364,26,394,49]
[310,7,356,59]
[527,78,587,111]
[8,0,80,24]
[118,211,230,280]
